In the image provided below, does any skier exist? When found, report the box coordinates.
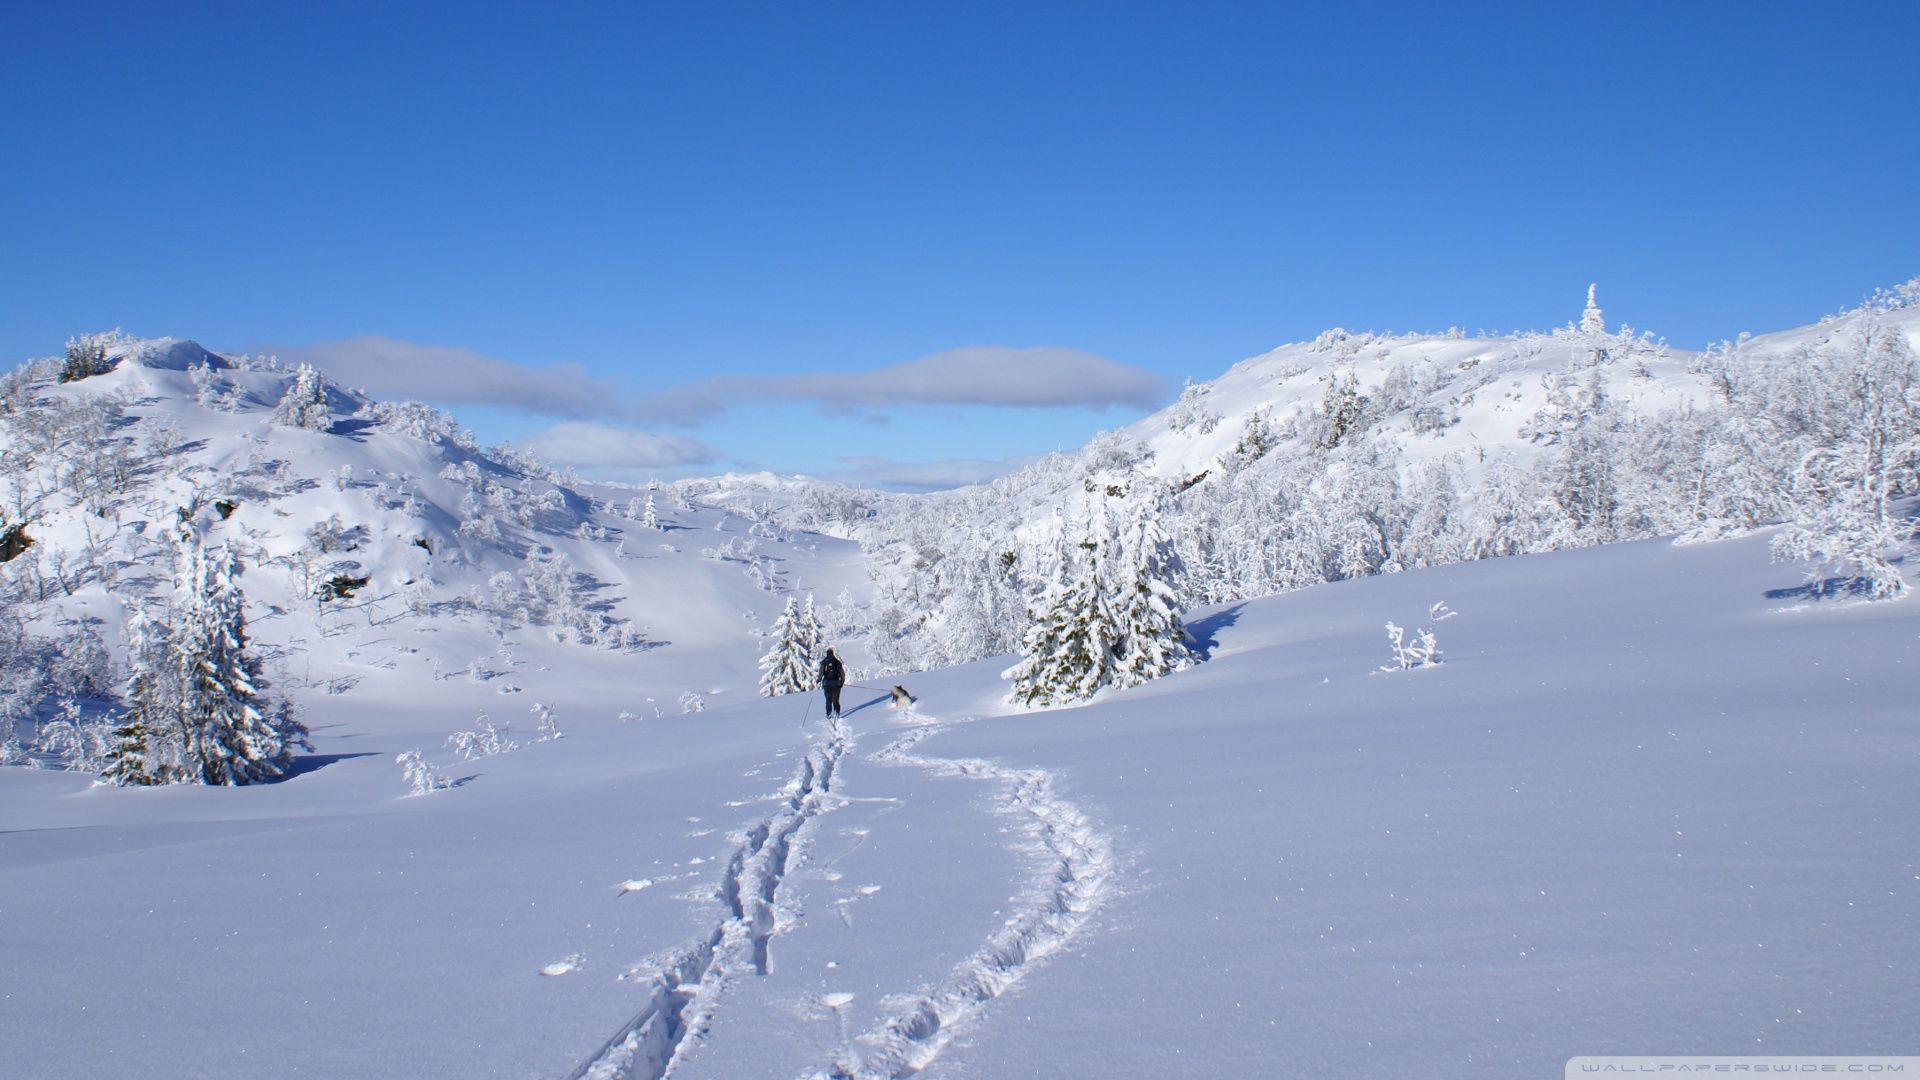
[818,647,845,719]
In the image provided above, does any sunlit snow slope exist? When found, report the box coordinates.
[1127,306,1920,488]
[3,527,1913,1078]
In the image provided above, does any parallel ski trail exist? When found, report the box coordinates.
[568,719,853,1080]
[812,713,1116,1080]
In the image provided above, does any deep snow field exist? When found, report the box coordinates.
[4,523,1915,1078]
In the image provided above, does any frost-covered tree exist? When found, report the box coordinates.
[1104,498,1194,690]
[1166,377,1221,436]
[801,591,824,657]
[104,605,178,785]
[1004,507,1132,707]
[1317,371,1366,449]
[100,713,157,786]
[190,361,226,409]
[758,595,819,696]
[1768,314,1920,598]
[640,493,659,529]
[271,363,332,431]
[170,523,307,784]
[395,750,450,795]
[1581,284,1606,334]
[58,333,114,383]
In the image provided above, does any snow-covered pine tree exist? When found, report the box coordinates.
[1104,496,1194,690]
[1003,512,1113,707]
[100,715,156,786]
[172,523,305,784]
[190,361,224,408]
[271,363,332,431]
[641,493,659,529]
[58,334,112,383]
[801,591,824,659]
[1318,371,1365,449]
[103,605,177,786]
[1581,284,1605,334]
[757,596,817,696]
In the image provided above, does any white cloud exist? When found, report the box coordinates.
[266,335,627,420]
[520,421,720,470]
[827,452,1048,493]
[264,338,1164,433]
[639,345,1167,422]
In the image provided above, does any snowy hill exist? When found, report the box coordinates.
[0,336,876,760]
[1127,291,1920,489]
[2,284,1917,1077]
[799,283,1920,672]
[3,522,1913,1077]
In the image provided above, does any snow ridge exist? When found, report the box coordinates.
[815,715,1115,1080]
[569,719,853,1080]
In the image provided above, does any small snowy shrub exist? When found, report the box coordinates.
[1165,377,1222,436]
[1381,623,1439,671]
[446,714,518,760]
[35,698,109,773]
[677,691,705,714]
[530,702,563,741]
[358,399,465,442]
[395,750,451,795]
[190,362,230,409]
[403,576,434,617]
[304,514,366,554]
[1381,602,1453,672]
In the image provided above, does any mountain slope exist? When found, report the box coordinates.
[2,514,1913,1078]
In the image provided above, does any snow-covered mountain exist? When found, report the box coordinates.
[2,285,1916,1078]
[0,335,875,764]
[797,282,1920,673]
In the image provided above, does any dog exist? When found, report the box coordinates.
[889,685,915,708]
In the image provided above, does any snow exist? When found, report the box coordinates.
[5,527,1915,1077]
[3,302,1918,1076]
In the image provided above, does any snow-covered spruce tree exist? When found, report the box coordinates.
[170,522,307,784]
[58,332,120,383]
[1004,512,1115,708]
[758,595,818,697]
[640,493,659,529]
[104,605,180,785]
[1317,370,1366,449]
[1580,284,1606,335]
[271,363,332,431]
[1105,496,1195,690]
[100,715,155,785]
[801,591,824,657]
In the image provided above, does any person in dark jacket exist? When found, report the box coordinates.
[818,648,845,718]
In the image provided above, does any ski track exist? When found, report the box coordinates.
[566,718,854,1080]
[811,713,1116,1080]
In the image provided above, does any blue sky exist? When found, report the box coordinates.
[4,2,1917,488]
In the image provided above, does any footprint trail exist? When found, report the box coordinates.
[811,712,1116,1080]
[567,719,854,1080]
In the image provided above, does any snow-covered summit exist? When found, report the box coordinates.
[1130,289,1920,489]
[768,282,1920,675]
[0,337,875,767]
